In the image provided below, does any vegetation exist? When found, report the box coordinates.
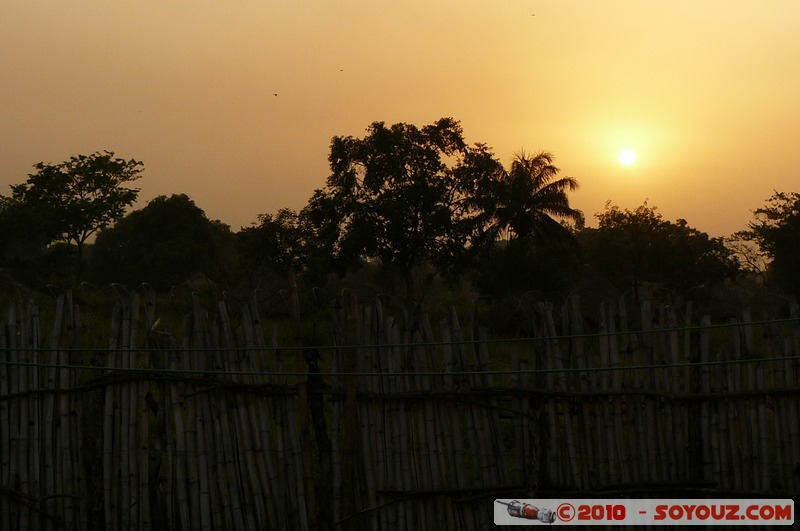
[0,118,797,327]
[9,151,142,278]
[735,191,800,297]
[306,118,496,297]
[90,194,234,291]
[579,201,740,308]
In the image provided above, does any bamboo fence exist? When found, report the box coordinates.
[0,290,798,529]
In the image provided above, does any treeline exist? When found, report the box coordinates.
[2,119,799,319]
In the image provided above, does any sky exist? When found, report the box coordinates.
[2,0,799,238]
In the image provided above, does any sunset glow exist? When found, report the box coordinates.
[619,149,637,166]
[2,1,799,237]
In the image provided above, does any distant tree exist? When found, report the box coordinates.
[736,191,800,296]
[466,151,584,301]
[579,201,740,301]
[0,196,48,264]
[306,118,500,298]
[473,236,583,300]
[237,208,307,280]
[299,189,357,278]
[89,194,232,291]
[473,151,584,243]
[11,151,142,276]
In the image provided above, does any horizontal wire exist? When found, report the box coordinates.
[0,353,798,378]
[1,316,798,353]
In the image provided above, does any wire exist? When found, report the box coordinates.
[1,353,798,378]
[2,315,798,354]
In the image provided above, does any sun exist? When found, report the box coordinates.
[619,148,637,166]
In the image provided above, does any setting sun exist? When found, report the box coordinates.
[619,149,637,166]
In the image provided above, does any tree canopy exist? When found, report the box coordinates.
[737,191,800,296]
[306,118,500,293]
[90,194,232,290]
[473,151,584,243]
[237,208,306,278]
[11,151,142,254]
[579,201,740,300]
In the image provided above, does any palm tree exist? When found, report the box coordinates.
[487,151,584,242]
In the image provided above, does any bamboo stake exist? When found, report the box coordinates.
[155,333,176,530]
[246,300,282,529]
[597,303,618,486]
[45,295,65,525]
[57,293,76,527]
[445,307,471,524]
[420,308,444,529]
[634,300,651,485]
[216,302,254,529]
[339,293,361,530]
[70,300,89,530]
[117,298,133,529]
[699,315,712,484]
[570,295,595,489]
[724,341,743,490]
[28,300,42,530]
[480,326,510,488]
[207,312,238,529]
[358,304,380,530]
[391,318,413,531]
[181,313,202,529]
[103,301,121,530]
[716,349,733,489]
[128,293,143,530]
[384,323,403,530]
[287,272,316,531]
[765,329,787,491]
[740,311,760,491]
[12,302,29,531]
[652,306,669,480]
[191,298,214,531]
[0,306,11,531]
[270,327,292,529]
[439,314,465,491]
[756,374,771,491]
[662,306,680,482]
[783,340,800,493]
[167,333,191,529]
[542,303,580,490]
[371,299,392,529]
[210,396,236,530]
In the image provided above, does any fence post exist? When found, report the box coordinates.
[687,319,704,481]
[340,292,360,531]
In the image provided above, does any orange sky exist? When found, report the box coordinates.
[2,1,799,237]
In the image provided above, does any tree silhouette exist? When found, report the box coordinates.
[474,151,584,243]
[307,118,492,298]
[11,151,142,277]
[580,201,739,302]
[737,191,800,296]
[90,194,231,290]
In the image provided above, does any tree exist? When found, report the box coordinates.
[11,151,142,276]
[466,151,584,301]
[737,191,800,296]
[473,236,583,300]
[89,194,232,291]
[237,208,308,286]
[307,118,500,297]
[0,196,48,264]
[473,151,584,243]
[579,201,740,302]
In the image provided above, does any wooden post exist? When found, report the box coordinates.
[340,292,360,531]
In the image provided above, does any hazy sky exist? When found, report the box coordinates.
[3,1,799,237]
